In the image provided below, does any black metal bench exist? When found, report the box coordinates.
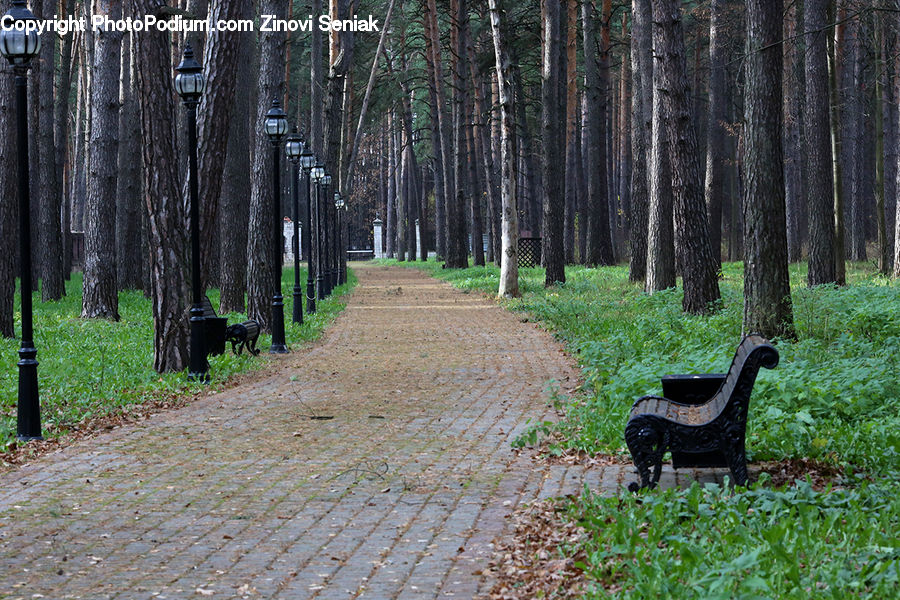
[200,296,260,358]
[625,334,779,490]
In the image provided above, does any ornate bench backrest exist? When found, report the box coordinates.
[708,334,779,421]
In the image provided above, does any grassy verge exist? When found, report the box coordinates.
[1,267,355,451]
[382,257,899,596]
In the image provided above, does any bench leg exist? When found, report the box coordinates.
[626,419,665,491]
[722,441,749,487]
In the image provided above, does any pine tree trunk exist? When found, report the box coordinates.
[311,0,324,156]
[247,0,287,332]
[130,0,190,372]
[542,0,565,285]
[704,0,727,269]
[0,71,16,337]
[219,12,254,314]
[784,0,804,263]
[806,0,837,285]
[583,0,614,267]
[563,0,578,264]
[446,0,470,268]
[116,30,143,291]
[423,0,446,260]
[743,0,794,339]
[628,0,650,282]
[82,0,122,320]
[645,0,676,293]
[827,0,846,284]
[56,0,75,281]
[652,0,720,313]
[37,0,64,301]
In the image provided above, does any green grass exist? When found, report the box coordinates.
[383,257,900,597]
[1,267,354,448]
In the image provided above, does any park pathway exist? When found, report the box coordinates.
[0,264,705,599]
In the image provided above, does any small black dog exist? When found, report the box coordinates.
[225,320,261,356]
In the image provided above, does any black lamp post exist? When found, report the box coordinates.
[284,128,303,325]
[174,43,208,382]
[2,0,42,440]
[321,173,333,295]
[300,147,316,314]
[335,192,346,286]
[311,162,326,301]
[264,99,289,354]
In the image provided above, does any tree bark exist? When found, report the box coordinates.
[0,70,16,337]
[37,0,64,301]
[489,0,520,297]
[116,29,143,291]
[652,0,720,313]
[806,0,837,286]
[247,0,287,332]
[446,0,470,268]
[563,0,578,263]
[784,0,804,262]
[82,0,122,320]
[542,0,565,285]
[219,2,254,314]
[704,0,727,269]
[645,0,676,293]
[583,0,614,267]
[130,0,190,372]
[827,0,846,284]
[628,0,651,283]
[743,0,794,339]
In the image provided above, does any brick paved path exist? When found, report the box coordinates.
[0,265,718,599]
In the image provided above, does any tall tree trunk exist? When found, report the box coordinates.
[583,0,614,266]
[247,0,287,331]
[116,29,143,291]
[82,0,122,320]
[645,0,676,293]
[446,0,470,268]
[542,0,565,285]
[806,0,837,286]
[386,118,396,258]
[618,12,632,249]
[784,0,804,262]
[743,0,794,339]
[563,0,578,263]
[489,0,520,297]
[705,0,727,269]
[653,0,720,313]
[197,0,242,287]
[311,0,324,157]
[423,0,446,260]
[628,0,651,282]
[219,2,254,314]
[38,0,64,301]
[0,70,16,337]
[130,0,189,372]
[827,0,846,284]
[56,0,76,281]
[465,56,484,267]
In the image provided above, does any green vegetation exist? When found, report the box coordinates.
[383,258,900,596]
[1,268,354,449]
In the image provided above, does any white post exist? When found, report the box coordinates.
[282,219,294,262]
[373,218,384,258]
[415,218,421,257]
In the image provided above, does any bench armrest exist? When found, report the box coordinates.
[661,373,727,405]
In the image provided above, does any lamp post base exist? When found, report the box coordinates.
[292,285,304,324]
[316,275,325,301]
[188,308,209,383]
[306,279,316,314]
[16,344,42,441]
[270,294,290,354]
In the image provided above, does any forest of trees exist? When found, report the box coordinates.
[2,0,900,373]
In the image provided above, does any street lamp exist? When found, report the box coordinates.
[174,43,208,382]
[284,127,303,325]
[311,162,326,301]
[264,99,289,354]
[300,146,316,314]
[1,0,43,440]
[321,173,333,296]
[335,192,346,286]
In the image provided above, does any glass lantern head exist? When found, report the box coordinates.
[174,43,204,104]
[264,99,288,143]
[0,1,41,69]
